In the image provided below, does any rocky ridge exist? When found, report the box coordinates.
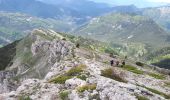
[0,29,170,100]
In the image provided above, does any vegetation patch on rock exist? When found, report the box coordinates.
[77,84,97,92]
[66,64,86,76]
[49,75,73,84]
[18,95,31,100]
[59,90,69,100]
[101,68,127,83]
[148,73,165,80]
[136,95,149,100]
[144,86,170,99]
[164,82,170,87]
[136,62,144,67]
[50,64,86,84]
[123,65,144,74]
[77,75,88,81]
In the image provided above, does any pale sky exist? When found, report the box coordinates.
[148,0,170,3]
[38,0,170,8]
[90,0,170,8]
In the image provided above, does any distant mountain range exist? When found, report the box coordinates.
[0,0,113,24]
[0,0,170,68]
[73,12,170,67]
[142,6,170,31]
[74,13,170,47]
[0,0,142,24]
[0,11,77,46]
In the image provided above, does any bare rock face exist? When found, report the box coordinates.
[15,30,74,79]
[0,71,17,94]
[1,79,61,100]
[95,77,163,100]
[65,78,86,89]
[0,29,74,94]
[31,38,73,64]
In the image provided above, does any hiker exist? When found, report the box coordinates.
[110,60,114,66]
[125,56,127,60]
[110,53,113,58]
[121,60,126,67]
[76,43,80,48]
[116,60,120,66]
[113,55,117,58]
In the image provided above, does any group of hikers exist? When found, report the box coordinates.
[110,59,126,67]
[110,53,127,67]
[75,43,127,67]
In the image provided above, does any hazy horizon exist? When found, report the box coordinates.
[37,0,170,8]
[90,0,170,8]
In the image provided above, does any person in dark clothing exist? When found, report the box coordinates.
[121,60,125,67]
[110,60,114,66]
[110,53,113,57]
[76,43,80,48]
[116,60,120,66]
[125,56,127,60]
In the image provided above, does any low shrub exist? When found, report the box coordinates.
[165,82,170,87]
[19,95,31,100]
[136,95,149,100]
[59,90,69,100]
[77,84,96,92]
[148,73,165,80]
[50,64,86,84]
[144,86,170,99]
[77,75,87,81]
[49,75,72,84]
[136,62,144,67]
[101,68,127,83]
[123,65,144,74]
[66,64,86,76]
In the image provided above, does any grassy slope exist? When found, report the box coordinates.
[74,13,169,47]
[0,40,20,70]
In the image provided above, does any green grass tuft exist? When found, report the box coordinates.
[77,75,87,81]
[136,95,149,100]
[66,64,86,76]
[123,65,144,74]
[101,68,127,83]
[49,75,72,84]
[77,84,97,92]
[19,95,31,100]
[165,82,170,87]
[148,73,165,80]
[144,86,170,99]
[59,90,69,100]
[50,64,86,84]
[136,62,144,67]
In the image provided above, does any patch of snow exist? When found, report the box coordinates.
[26,17,32,21]
[127,35,134,39]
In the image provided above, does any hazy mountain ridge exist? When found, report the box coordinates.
[0,11,77,46]
[142,6,170,32]
[74,13,170,47]
[0,0,113,24]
